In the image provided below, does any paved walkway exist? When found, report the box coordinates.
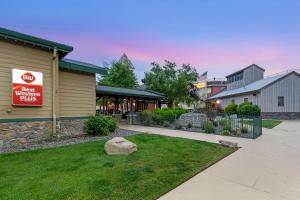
[120,121,300,200]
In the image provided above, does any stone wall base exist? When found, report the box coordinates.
[262,112,300,120]
[0,118,87,148]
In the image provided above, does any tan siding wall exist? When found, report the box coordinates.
[0,40,54,119]
[59,70,96,117]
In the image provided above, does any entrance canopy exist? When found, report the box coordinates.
[96,85,165,115]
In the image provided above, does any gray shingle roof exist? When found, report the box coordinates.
[96,85,164,99]
[209,71,296,99]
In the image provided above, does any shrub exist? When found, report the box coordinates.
[140,108,189,125]
[153,108,188,123]
[220,118,231,132]
[202,121,215,133]
[224,103,238,115]
[237,102,261,116]
[85,115,117,136]
[163,121,170,127]
[175,123,182,129]
[222,130,230,136]
[139,110,154,125]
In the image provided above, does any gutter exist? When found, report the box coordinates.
[52,48,58,134]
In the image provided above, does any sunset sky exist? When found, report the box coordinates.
[1,0,299,80]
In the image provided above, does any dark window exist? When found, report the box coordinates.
[227,72,244,83]
[244,98,248,102]
[278,96,284,107]
[231,99,235,104]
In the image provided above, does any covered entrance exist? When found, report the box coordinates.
[96,86,165,116]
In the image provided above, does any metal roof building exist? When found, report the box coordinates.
[209,65,300,119]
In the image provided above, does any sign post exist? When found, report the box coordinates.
[12,69,43,106]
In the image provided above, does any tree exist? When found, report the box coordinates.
[143,60,198,107]
[99,54,138,88]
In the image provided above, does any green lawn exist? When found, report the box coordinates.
[0,134,236,200]
[262,119,282,129]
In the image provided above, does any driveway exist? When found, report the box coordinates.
[120,121,300,200]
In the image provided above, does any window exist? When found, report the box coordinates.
[227,72,244,83]
[278,96,284,107]
[244,98,248,103]
[231,99,235,104]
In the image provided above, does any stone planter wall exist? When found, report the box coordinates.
[0,121,53,148]
[0,118,88,149]
[59,119,86,137]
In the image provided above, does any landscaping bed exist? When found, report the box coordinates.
[0,134,236,200]
[0,129,139,154]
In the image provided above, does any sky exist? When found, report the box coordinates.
[1,0,300,81]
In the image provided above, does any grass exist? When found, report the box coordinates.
[262,119,282,129]
[0,134,236,200]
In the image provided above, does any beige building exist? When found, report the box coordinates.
[0,27,106,146]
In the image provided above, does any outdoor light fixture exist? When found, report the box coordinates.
[216,100,220,104]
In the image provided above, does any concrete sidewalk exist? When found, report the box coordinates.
[120,121,300,200]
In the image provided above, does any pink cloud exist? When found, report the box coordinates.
[31,30,299,77]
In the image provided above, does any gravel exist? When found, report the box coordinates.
[0,129,140,154]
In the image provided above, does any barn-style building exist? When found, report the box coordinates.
[209,64,300,119]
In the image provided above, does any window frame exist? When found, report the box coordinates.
[278,96,284,107]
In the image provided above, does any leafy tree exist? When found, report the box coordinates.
[143,60,198,107]
[99,54,138,88]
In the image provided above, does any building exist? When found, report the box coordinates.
[0,27,107,146]
[196,78,227,110]
[209,64,300,119]
[96,85,165,115]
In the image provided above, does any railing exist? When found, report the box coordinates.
[131,113,262,139]
[212,116,262,139]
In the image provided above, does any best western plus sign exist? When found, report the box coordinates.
[12,69,43,106]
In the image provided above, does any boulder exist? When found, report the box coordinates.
[104,137,137,155]
[219,140,238,148]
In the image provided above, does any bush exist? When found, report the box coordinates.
[163,121,170,127]
[85,115,117,136]
[237,102,261,116]
[202,121,215,133]
[153,108,188,124]
[224,103,238,115]
[139,110,154,125]
[175,123,182,129]
[139,108,189,125]
[222,130,230,136]
[220,118,231,132]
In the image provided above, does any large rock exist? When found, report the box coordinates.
[219,140,238,148]
[104,137,137,155]
[177,112,207,127]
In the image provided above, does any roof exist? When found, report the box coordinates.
[209,71,299,99]
[96,85,164,99]
[60,58,107,74]
[226,64,265,78]
[0,27,73,56]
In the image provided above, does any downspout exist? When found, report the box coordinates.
[52,48,57,134]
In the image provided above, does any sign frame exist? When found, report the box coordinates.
[11,68,43,107]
